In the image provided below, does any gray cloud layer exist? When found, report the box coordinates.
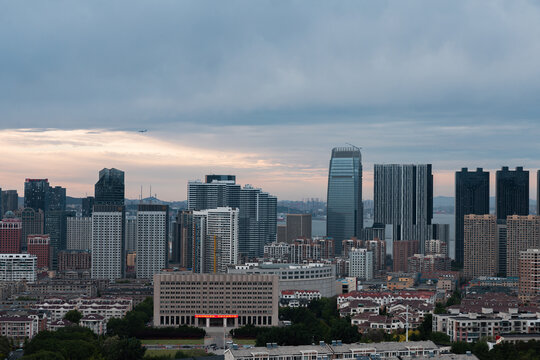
[2,1,540,199]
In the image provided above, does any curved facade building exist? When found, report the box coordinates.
[326,147,363,254]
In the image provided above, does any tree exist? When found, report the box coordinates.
[21,350,65,360]
[430,332,450,345]
[64,310,83,324]
[0,336,12,359]
[103,336,145,360]
[451,341,473,354]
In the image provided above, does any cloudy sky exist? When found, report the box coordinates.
[2,1,540,201]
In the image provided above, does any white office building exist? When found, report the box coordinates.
[67,217,92,251]
[91,205,124,280]
[0,254,37,282]
[349,248,373,280]
[136,205,168,279]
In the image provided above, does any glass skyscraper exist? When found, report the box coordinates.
[455,168,489,265]
[326,147,363,254]
[24,179,50,212]
[95,168,125,206]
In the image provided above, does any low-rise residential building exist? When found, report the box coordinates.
[433,293,540,342]
[33,297,132,322]
[338,299,380,317]
[387,274,416,290]
[81,314,107,335]
[280,290,321,307]
[0,314,39,340]
[338,290,436,307]
[224,341,443,360]
[0,254,37,282]
[48,319,72,331]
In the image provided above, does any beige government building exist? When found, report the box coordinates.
[153,273,279,328]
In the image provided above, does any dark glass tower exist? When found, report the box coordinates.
[455,168,489,265]
[82,196,95,217]
[95,168,125,206]
[46,186,66,211]
[172,210,194,267]
[24,179,50,212]
[326,147,363,254]
[496,167,529,221]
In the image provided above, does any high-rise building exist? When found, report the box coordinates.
[192,207,239,274]
[506,215,540,277]
[188,178,276,259]
[15,208,44,251]
[91,205,125,280]
[94,168,125,206]
[408,254,450,273]
[172,210,193,267]
[188,180,240,211]
[425,239,448,257]
[66,217,92,250]
[136,204,169,279]
[1,190,18,215]
[82,196,95,217]
[289,238,334,263]
[125,216,136,252]
[285,214,312,243]
[277,225,287,243]
[0,215,21,254]
[496,167,529,221]
[205,175,236,183]
[45,210,72,269]
[366,238,386,272]
[349,248,373,280]
[464,214,497,278]
[497,222,508,276]
[24,179,50,212]
[392,240,419,272]
[519,248,540,302]
[45,186,66,212]
[455,168,489,265]
[27,235,50,269]
[326,147,363,254]
[374,164,433,252]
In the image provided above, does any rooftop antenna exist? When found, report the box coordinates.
[345,143,362,150]
[140,186,143,202]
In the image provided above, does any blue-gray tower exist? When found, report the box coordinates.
[326,146,363,254]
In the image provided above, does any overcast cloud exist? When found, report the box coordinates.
[1,1,540,200]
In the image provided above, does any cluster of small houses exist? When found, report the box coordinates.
[0,297,132,341]
[280,289,436,333]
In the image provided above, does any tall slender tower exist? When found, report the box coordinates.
[496,167,529,221]
[455,168,489,265]
[91,168,126,280]
[326,147,363,254]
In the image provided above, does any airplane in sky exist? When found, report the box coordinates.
[138,129,148,133]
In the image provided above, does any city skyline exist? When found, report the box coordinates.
[3,147,540,203]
